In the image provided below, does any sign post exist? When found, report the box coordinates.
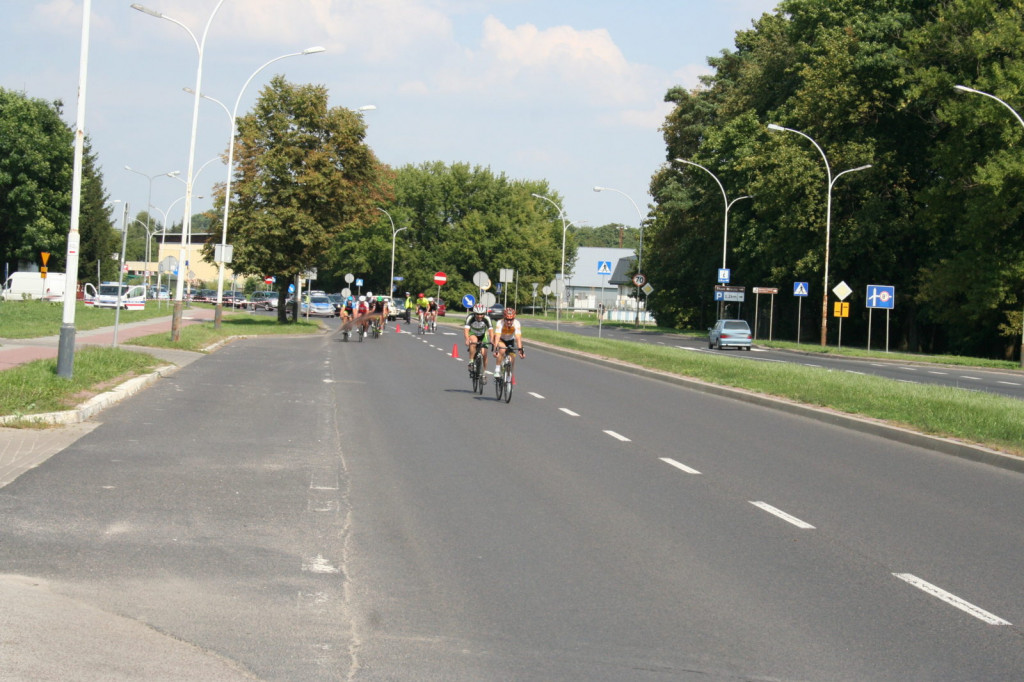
[434,271,447,302]
[793,282,809,343]
[832,281,853,349]
[866,284,895,352]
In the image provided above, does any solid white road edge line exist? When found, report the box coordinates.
[659,457,701,474]
[749,501,815,529]
[892,573,1011,625]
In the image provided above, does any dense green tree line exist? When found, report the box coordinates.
[0,88,117,285]
[647,0,1024,359]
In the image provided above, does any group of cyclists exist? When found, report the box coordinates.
[339,293,390,338]
[405,293,440,332]
[335,288,527,381]
[463,304,525,383]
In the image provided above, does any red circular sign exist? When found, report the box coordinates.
[264,276,274,284]
[434,272,447,285]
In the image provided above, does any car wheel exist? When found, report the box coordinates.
[716,339,723,350]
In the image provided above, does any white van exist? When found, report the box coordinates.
[90,282,147,310]
[1,271,67,301]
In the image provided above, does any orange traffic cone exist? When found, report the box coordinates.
[511,374,516,385]
[395,323,401,334]
[451,344,460,359]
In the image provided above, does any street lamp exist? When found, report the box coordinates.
[124,166,179,287]
[378,208,408,299]
[186,46,325,328]
[954,84,1024,367]
[132,0,226,341]
[531,193,569,330]
[594,186,646,325]
[673,158,751,317]
[150,194,199,308]
[767,123,871,346]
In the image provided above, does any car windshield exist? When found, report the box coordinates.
[311,295,330,304]
[724,321,749,330]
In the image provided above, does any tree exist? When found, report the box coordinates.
[216,76,392,321]
[327,162,570,311]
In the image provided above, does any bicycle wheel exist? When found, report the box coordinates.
[503,361,513,402]
[471,355,480,392]
[494,366,503,399]
[476,356,485,394]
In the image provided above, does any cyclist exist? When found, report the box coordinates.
[342,296,354,323]
[377,295,389,332]
[427,297,439,331]
[492,307,525,375]
[464,303,494,382]
[356,296,371,336]
[416,293,430,329]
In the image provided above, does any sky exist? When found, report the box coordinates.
[1,0,780,236]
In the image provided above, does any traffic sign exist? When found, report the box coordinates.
[462,293,476,309]
[833,301,850,318]
[344,273,354,284]
[355,278,363,287]
[833,280,853,301]
[264,276,274,284]
[753,287,778,294]
[793,282,809,297]
[632,273,646,287]
[472,270,489,288]
[434,271,447,285]
[866,284,895,309]
[597,260,612,275]
[718,268,730,284]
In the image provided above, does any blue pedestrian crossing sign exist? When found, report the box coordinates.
[793,281,809,297]
[597,260,613,275]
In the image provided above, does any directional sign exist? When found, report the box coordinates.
[434,271,447,285]
[753,287,778,294]
[866,284,895,309]
[462,293,476,309]
[718,268,731,284]
[793,282,809,297]
[714,291,745,302]
[597,260,612,275]
[833,301,850,318]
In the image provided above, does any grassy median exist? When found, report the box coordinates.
[521,326,1024,457]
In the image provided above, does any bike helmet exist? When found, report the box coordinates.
[377,296,383,302]
[418,293,425,298]
[503,307,516,319]
[358,296,365,302]
[428,297,434,302]
[472,304,486,314]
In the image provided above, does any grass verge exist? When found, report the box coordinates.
[521,327,1024,457]
[0,346,162,419]
[0,299,174,339]
[126,314,321,352]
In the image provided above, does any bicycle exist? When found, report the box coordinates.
[371,317,381,339]
[418,310,427,335]
[493,344,519,403]
[468,342,486,395]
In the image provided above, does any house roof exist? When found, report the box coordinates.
[608,255,637,285]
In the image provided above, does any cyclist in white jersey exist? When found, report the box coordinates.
[492,306,525,374]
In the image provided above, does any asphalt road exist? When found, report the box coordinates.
[526,316,1024,400]
[1,324,1022,679]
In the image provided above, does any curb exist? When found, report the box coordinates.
[528,339,1024,475]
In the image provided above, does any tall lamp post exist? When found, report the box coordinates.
[124,166,179,288]
[378,208,408,299]
[132,0,226,341]
[56,0,92,378]
[594,186,646,325]
[151,194,199,308]
[767,124,871,346]
[954,84,1024,367]
[531,193,569,330]
[673,158,751,317]
[188,47,325,329]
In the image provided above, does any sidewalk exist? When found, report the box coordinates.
[0,308,215,483]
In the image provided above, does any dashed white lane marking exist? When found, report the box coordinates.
[302,555,340,574]
[928,370,948,375]
[559,408,580,417]
[604,430,631,442]
[528,392,545,399]
[749,501,815,529]
[998,380,1021,386]
[959,375,981,380]
[660,457,701,474]
[892,573,1011,625]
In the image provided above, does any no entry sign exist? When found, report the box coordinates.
[434,271,447,285]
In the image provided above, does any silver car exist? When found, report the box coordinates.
[708,319,752,350]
